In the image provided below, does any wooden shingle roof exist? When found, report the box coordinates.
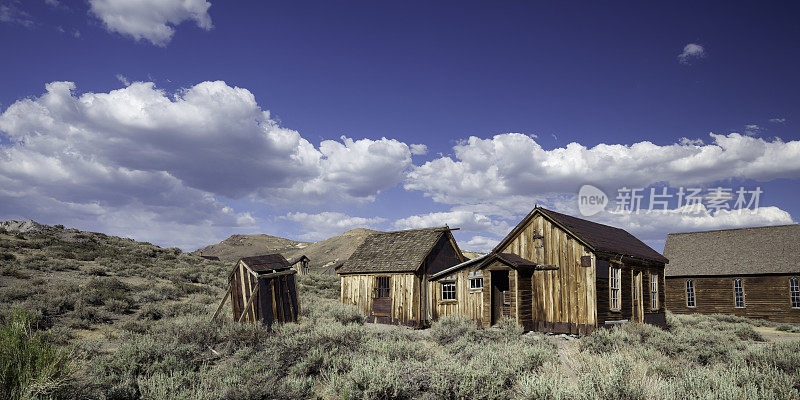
[493,206,668,264]
[240,254,291,272]
[337,227,448,274]
[664,224,800,277]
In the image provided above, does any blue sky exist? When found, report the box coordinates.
[1,0,798,253]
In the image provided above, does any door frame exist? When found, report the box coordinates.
[632,271,644,323]
[490,269,510,325]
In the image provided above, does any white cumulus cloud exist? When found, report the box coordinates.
[89,0,213,46]
[0,80,414,248]
[405,132,800,208]
[282,212,386,240]
[678,43,705,65]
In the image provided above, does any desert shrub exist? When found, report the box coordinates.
[303,300,365,325]
[746,340,800,377]
[429,314,482,345]
[0,311,77,400]
[775,324,800,333]
[1,262,28,279]
[297,273,340,299]
[0,251,16,261]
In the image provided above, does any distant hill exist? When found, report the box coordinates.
[193,234,311,263]
[193,228,380,275]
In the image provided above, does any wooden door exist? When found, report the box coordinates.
[491,270,509,325]
[632,272,644,323]
[372,276,391,318]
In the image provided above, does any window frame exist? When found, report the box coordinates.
[441,282,456,301]
[790,277,800,309]
[609,266,621,312]
[469,277,483,290]
[685,279,696,308]
[375,276,390,298]
[650,273,659,310]
[733,278,745,308]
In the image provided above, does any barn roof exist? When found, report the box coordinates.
[240,254,291,272]
[493,206,668,264]
[337,227,450,274]
[664,224,800,277]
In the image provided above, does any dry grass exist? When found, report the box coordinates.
[1,227,799,399]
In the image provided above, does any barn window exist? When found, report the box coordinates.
[469,277,483,289]
[441,282,456,300]
[375,276,390,298]
[650,273,659,310]
[733,279,745,308]
[790,278,800,308]
[686,280,695,307]
[609,266,621,311]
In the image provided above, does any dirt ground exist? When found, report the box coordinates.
[753,326,800,343]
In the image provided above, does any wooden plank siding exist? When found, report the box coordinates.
[340,273,423,325]
[428,268,484,323]
[497,213,597,333]
[595,258,666,327]
[665,275,800,323]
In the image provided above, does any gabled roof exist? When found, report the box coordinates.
[240,254,291,272]
[493,207,668,264]
[429,252,537,281]
[337,227,452,274]
[664,224,800,277]
[287,255,309,266]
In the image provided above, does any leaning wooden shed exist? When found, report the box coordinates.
[430,206,669,334]
[213,254,300,328]
[337,227,466,327]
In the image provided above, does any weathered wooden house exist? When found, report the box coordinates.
[213,254,300,328]
[337,227,466,326]
[288,255,310,275]
[430,207,668,334]
[664,224,800,323]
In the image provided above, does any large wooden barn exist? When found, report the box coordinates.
[430,207,669,334]
[664,224,800,323]
[337,227,466,327]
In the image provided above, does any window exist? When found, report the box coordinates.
[469,277,483,290]
[650,273,659,310]
[610,266,621,311]
[790,278,800,308]
[734,279,745,308]
[441,282,456,300]
[375,276,390,298]
[686,280,695,308]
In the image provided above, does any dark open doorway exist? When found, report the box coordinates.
[491,270,510,325]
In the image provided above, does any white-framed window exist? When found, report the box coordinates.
[650,273,659,310]
[469,277,483,290]
[733,279,745,308]
[790,277,800,308]
[686,279,695,308]
[441,282,456,300]
[610,266,621,311]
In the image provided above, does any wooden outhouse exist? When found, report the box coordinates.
[664,224,800,323]
[430,207,668,334]
[337,227,466,327]
[213,254,300,328]
[288,255,310,275]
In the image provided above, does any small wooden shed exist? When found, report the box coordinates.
[288,255,311,275]
[213,254,300,328]
[337,226,466,327]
